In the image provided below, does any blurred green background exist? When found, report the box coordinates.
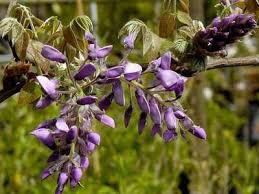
[0,0,259,194]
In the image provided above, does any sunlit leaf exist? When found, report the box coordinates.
[177,11,192,26]
[18,81,42,106]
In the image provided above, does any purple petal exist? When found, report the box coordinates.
[36,118,56,129]
[85,32,96,44]
[174,110,186,119]
[182,117,194,129]
[124,105,133,128]
[124,62,142,81]
[105,66,124,79]
[77,96,97,105]
[87,132,101,145]
[55,118,69,132]
[151,124,161,137]
[163,130,177,142]
[149,98,161,124]
[123,32,137,50]
[41,168,52,180]
[95,114,115,128]
[138,112,147,134]
[31,128,55,149]
[66,126,78,143]
[164,107,177,130]
[47,151,59,163]
[98,92,114,110]
[58,172,68,186]
[112,80,125,106]
[156,69,180,90]
[86,141,96,152]
[41,45,66,63]
[70,167,82,187]
[74,63,96,81]
[36,96,53,109]
[80,156,89,170]
[135,88,150,113]
[36,76,58,99]
[160,52,171,70]
[189,126,206,140]
[96,45,113,58]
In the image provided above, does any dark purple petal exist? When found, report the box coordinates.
[124,105,133,128]
[66,126,78,143]
[169,78,185,97]
[96,45,113,58]
[41,168,52,180]
[182,117,194,129]
[74,63,96,81]
[31,128,55,149]
[87,132,101,145]
[124,62,142,81]
[55,118,69,132]
[95,114,115,128]
[135,88,150,113]
[112,80,125,106]
[41,45,66,63]
[77,96,97,105]
[98,92,114,110]
[37,76,58,99]
[105,66,124,79]
[47,151,59,163]
[163,130,177,142]
[36,119,56,129]
[149,98,161,124]
[36,96,53,109]
[189,126,206,140]
[160,52,171,70]
[151,124,161,137]
[164,107,177,130]
[80,156,89,170]
[138,112,147,134]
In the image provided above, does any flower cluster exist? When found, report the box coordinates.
[193,14,256,53]
[32,31,206,194]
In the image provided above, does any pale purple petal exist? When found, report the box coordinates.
[80,156,89,170]
[174,110,186,119]
[156,69,180,90]
[163,130,177,142]
[164,107,177,130]
[160,52,171,70]
[36,76,58,99]
[36,96,53,109]
[189,126,206,140]
[85,32,95,43]
[96,45,113,58]
[55,118,69,132]
[124,62,142,81]
[135,88,150,113]
[58,172,68,186]
[105,66,124,79]
[95,114,115,128]
[86,141,96,152]
[31,128,55,149]
[70,167,82,188]
[87,132,101,145]
[149,98,161,124]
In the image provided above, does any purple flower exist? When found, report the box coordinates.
[36,96,53,109]
[58,172,68,187]
[123,32,137,50]
[37,76,59,99]
[160,52,171,70]
[41,45,66,63]
[163,130,177,142]
[174,110,186,119]
[98,92,114,110]
[164,107,177,130]
[31,128,55,149]
[87,132,101,145]
[95,114,115,128]
[41,168,52,180]
[124,62,142,81]
[105,66,124,79]
[70,167,82,188]
[151,124,161,137]
[156,69,181,90]
[112,80,125,106]
[88,44,113,59]
[135,88,150,113]
[149,98,161,125]
[74,63,96,81]
[86,141,96,152]
[55,118,69,132]
[80,156,89,170]
[77,96,97,105]
[85,32,96,44]
[182,117,194,129]
[124,105,133,128]
[138,112,147,134]
[66,126,78,143]
[189,126,206,140]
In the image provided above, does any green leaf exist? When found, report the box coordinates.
[177,11,192,26]
[18,81,42,106]
[119,19,146,38]
[172,37,189,55]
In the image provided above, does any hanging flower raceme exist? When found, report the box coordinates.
[193,14,256,52]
